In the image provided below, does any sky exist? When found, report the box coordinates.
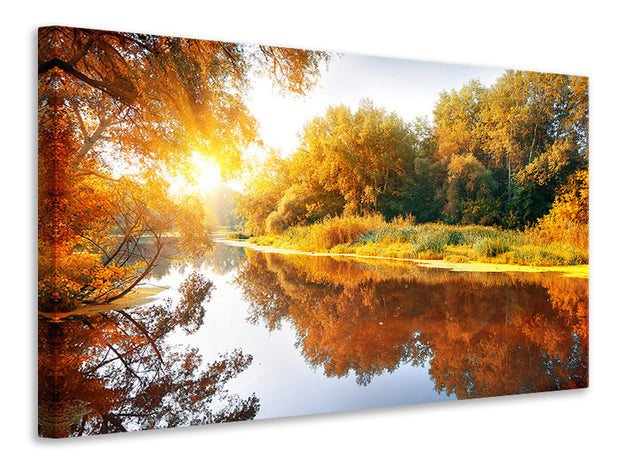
[184,52,507,194]
[246,52,507,157]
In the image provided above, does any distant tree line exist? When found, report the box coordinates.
[237,71,588,235]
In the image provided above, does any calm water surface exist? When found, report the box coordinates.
[38,242,588,437]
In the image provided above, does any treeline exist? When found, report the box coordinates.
[236,70,588,237]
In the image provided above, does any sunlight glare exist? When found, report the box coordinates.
[169,152,223,197]
[193,153,222,194]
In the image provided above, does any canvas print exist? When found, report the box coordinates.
[38,26,588,438]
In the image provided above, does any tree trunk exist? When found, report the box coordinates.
[507,156,512,203]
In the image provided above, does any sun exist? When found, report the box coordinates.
[192,154,222,194]
[169,152,223,197]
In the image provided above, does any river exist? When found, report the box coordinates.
[38,241,589,437]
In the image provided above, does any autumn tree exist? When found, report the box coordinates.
[237,100,442,234]
[234,150,295,235]
[38,26,329,312]
[433,80,488,165]
[535,168,589,250]
[432,71,588,227]
[292,101,419,217]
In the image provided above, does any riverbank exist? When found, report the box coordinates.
[240,217,586,267]
[38,284,169,320]
[224,216,587,278]
[217,238,588,278]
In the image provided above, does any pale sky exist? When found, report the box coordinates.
[246,53,507,157]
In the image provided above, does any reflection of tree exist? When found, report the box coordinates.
[424,278,588,398]
[201,242,247,275]
[145,242,246,280]
[236,251,588,396]
[237,252,435,385]
[38,272,259,437]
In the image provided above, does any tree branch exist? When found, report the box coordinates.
[38,57,138,105]
[74,168,124,182]
[68,32,101,66]
[105,234,164,303]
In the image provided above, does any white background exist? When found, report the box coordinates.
[3,1,618,463]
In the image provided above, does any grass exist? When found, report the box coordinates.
[251,214,384,252]
[245,215,588,267]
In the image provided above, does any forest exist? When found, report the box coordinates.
[235,72,588,267]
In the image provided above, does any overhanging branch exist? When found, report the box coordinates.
[38,57,138,105]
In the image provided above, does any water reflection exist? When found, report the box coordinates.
[235,251,588,397]
[150,241,247,279]
[38,271,259,438]
[38,244,588,437]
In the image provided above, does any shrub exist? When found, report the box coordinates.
[535,169,588,250]
[390,214,416,227]
[444,254,471,263]
[513,244,588,266]
[413,232,447,256]
[278,213,384,251]
[250,212,587,267]
[475,236,511,257]
[411,224,464,258]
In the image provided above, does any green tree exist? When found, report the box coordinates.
[479,71,588,224]
[431,71,588,226]
[382,117,441,222]
[443,154,498,224]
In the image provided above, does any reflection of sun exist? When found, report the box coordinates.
[169,152,222,197]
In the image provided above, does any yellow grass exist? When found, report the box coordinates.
[242,214,588,270]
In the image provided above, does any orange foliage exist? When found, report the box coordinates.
[237,251,588,395]
[38,26,329,313]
